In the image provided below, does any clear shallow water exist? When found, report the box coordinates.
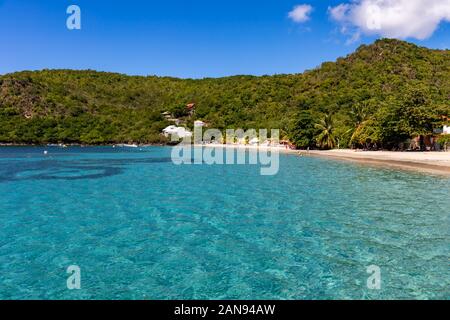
[0,146,448,300]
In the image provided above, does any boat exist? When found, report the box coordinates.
[116,144,139,148]
[46,143,68,148]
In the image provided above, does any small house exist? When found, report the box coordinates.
[444,125,450,135]
[186,103,196,116]
[162,126,192,138]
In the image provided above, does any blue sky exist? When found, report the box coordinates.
[1,0,449,78]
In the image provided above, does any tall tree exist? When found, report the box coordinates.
[315,114,336,150]
[289,110,318,149]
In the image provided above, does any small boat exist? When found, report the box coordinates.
[116,144,139,148]
[46,143,67,148]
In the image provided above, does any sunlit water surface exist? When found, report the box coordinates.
[0,146,448,299]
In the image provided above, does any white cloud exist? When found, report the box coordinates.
[288,4,313,23]
[329,4,351,22]
[329,0,450,41]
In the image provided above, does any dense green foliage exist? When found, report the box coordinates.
[0,39,449,148]
[438,135,450,151]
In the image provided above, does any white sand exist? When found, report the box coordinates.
[196,144,450,175]
[302,149,450,175]
[194,144,296,154]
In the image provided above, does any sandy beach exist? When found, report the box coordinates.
[195,144,297,153]
[197,144,450,176]
[300,149,450,176]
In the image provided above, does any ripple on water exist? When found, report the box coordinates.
[0,146,448,299]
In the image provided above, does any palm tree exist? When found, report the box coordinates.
[350,103,370,143]
[350,103,370,128]
[315,114,336,149]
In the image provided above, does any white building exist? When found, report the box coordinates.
[444,125,450,135]
[162,126,192,138]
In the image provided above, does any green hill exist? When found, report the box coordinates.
[1,39,449,148]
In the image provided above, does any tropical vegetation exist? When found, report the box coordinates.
[0,39,448,149]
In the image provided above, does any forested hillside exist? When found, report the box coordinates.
[0,39,449,148]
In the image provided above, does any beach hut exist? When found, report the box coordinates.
[444,125,450,135]
[186,103,196,116]
[417,117,450,150]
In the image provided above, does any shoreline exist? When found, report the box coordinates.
[0,143,167,147]
[196,144,450,176]
[1,143,449,176]
[300,149,450,176]
[193,143,299,154]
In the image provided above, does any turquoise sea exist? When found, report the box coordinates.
[0,146,448,300]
